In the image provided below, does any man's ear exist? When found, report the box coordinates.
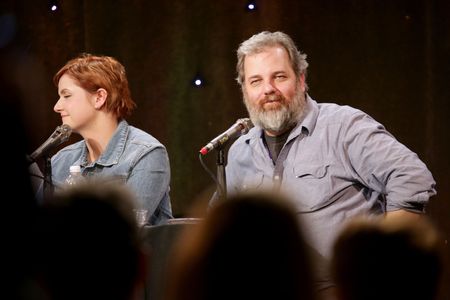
[94,88,108,109]
[298,73,306,93]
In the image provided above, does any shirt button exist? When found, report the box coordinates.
[274,175,280,180]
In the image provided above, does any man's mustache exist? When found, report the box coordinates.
[262,94,284,104]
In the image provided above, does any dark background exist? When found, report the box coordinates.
[1,0,449,298]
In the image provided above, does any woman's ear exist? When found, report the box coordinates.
[94,88,108,109]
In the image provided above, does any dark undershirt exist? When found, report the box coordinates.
[263,129,292,164]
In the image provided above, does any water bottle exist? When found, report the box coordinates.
[65,165,83,186]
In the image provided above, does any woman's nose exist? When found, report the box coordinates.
[54,98,62,112]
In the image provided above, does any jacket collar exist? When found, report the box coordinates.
[81,119,129,167]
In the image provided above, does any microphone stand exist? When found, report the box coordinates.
[216,147,227,202]
[43,155,54,201]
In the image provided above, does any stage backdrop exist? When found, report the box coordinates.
[1,1,449,297]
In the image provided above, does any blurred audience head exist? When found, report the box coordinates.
[331,215,444,300]
[1,62,38,299]
[165,191,317,300]
[38,178,145,300]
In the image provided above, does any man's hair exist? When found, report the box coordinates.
[236,31,309,86]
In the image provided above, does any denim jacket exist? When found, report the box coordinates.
[51,120,172,225]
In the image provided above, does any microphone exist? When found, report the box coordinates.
[199,118,253,155]
[27,124,72,164]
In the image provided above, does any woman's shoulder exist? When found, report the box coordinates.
[53,139,85,158]
[51,140,85,171]
[127,125,166,149]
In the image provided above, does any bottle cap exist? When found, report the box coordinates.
[70,165,81,173]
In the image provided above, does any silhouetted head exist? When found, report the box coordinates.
[331,216,444,300]
[38,179,144,300]
[166,191,316,300]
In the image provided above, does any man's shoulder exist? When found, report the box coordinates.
[228,126,259,154]
[317,101,364,116]
[315,101,369,124]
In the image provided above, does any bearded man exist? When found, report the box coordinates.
[209,31,436,300]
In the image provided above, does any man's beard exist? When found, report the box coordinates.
[244,85,306,135]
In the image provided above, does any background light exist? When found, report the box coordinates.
[192,74,205,87]
[246,2,256,11]
[49,0,58,12]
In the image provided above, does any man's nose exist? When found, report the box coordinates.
[263,80,276,95]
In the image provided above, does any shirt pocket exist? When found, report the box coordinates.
[238,172,266,192]
[287,162,334,212]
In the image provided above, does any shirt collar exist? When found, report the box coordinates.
[81,119,129,167]
[295,94,319,136]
